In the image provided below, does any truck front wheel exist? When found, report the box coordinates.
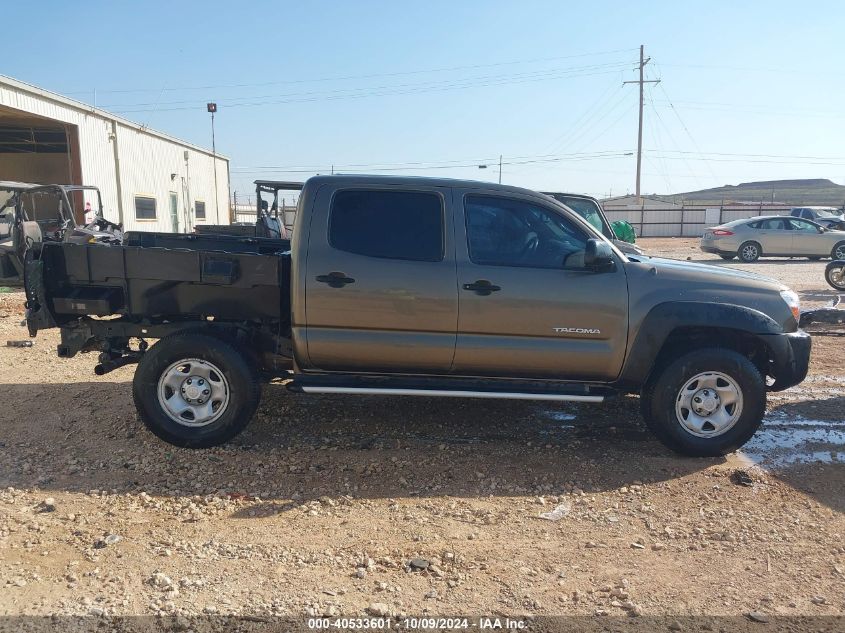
[133,332,261,448]
[640,349,766,457]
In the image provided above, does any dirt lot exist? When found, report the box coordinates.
[0,238,843,625]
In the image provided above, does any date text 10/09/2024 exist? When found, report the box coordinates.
[307,617,528,629]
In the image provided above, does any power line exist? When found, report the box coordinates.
[652,69,718,183]
[644,90,674,192]
[102,61,633,109]
[64,47,639,97]
[108,64,635,113]
[657,62,834,76]
[650,100,845,119]
[231,146,845,178]
[571,102,638,155]
[647,149,845,161]
[647,154,845,166]
[648,100,703,189]
[536,81,624,155]
[231,151,636,175]
[544,87,630,156]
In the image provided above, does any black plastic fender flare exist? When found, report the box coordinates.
[617,301,784,388]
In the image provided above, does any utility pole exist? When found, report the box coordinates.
[623,45,660,201]
[207,103,220,223]
[498,154,502,184]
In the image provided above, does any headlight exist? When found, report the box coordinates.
[780,289,800,322]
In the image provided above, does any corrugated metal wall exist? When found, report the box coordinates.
[604,205,794,237]
[0,76,230,233]
[113,123,229,232]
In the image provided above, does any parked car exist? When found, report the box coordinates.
[790,206,845,230]
[542,192,644,256]
[700,215,845,262]
[25,175,809,457]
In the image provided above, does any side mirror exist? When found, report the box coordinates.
[584,238,615,272]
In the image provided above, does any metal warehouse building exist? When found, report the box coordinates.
[0,74,229,233]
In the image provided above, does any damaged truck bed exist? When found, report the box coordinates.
[27,232,291,373]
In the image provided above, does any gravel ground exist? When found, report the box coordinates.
[0,237,843,625]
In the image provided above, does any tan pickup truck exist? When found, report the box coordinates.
[24,175,810,456]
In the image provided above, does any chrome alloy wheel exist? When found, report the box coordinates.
[741,243,759,261]
[157,358,230,427]
[674,371,744,438]
[830,266,845,289]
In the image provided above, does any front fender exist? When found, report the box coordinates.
[617,301,784,388]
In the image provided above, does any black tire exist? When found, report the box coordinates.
[831,241,845,261]
[132,331,261,448]
[719,254,736,260]
[737,241,761,262]
[640,349,766,457]
[825,260,845,291]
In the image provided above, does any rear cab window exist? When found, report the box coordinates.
[328,189,443,262]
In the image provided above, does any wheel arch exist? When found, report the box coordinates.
[617,301,782,389]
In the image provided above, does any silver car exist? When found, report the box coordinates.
[700,215,845,262]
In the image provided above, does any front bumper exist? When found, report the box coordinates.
[763,330,812,391]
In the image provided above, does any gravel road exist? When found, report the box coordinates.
[0,238,843,624]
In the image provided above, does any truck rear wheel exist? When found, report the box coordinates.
[133,331,261,448]
[640,349,766,457]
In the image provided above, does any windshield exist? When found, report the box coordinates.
[547,195,611,239]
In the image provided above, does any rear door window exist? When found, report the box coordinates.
[758,218,788,230]
[329,190,443,262]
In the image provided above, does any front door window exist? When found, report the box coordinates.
[465,195,589,270]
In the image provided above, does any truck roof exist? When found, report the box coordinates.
[303,174,550,198]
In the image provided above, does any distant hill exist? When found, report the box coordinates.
[655,179,845,206]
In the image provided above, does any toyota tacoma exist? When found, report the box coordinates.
[22,175,810,456]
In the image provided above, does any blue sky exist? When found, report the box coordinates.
[4,1,845,200]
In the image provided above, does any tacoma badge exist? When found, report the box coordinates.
[554,327,602,334]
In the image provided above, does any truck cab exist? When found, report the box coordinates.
[293,179,628,380]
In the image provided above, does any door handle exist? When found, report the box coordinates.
[316,271,355,288]
[462,279,501,296]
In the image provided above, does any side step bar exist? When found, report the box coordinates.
[288,375,613,403]
[299,386,604,402]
